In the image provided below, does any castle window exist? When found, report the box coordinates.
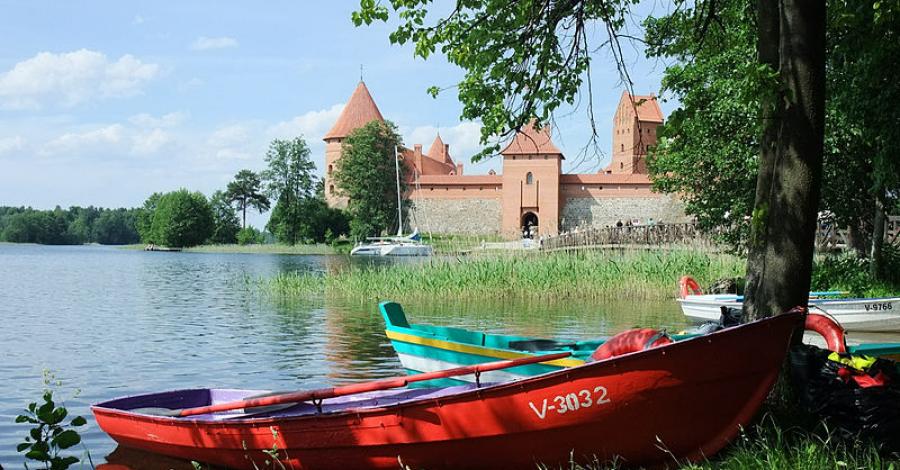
[526,172,534,185]
[328,164,333,174]
[620,162,624,170]
[329,184,334,194]
[620,144,624,152]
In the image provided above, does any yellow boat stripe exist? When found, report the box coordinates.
[385,329,586,368]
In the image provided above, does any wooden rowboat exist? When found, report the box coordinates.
[381,301,900,382]
[93,311,802,469]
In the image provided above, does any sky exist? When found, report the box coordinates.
[0,1,678,228]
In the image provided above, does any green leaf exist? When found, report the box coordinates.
[53,430,81,449]
[17,442,31,452]
[47,407,67,425]
[30,427,42,441]
[70,416,87,427]
[25,448,50,462]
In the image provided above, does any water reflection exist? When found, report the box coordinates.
[0,244,689,468]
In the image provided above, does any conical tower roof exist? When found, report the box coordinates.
[426,134,454,164]
[324,81,385,140]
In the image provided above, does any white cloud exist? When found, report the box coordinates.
[267,103,344,139]
[132,129,172,155]
[0,49,160,109]
[190,36,238,51]
[41,124,125,155]
[0,136,25,155]
[404,121,483,161]
[132,15,145,25]
[208,124,250,147]
[129,111,188,128]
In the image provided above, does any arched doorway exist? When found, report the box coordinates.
[521,212,538,239]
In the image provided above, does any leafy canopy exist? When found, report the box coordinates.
[225,169,270,229]
[333,120,405,239]
[354,0,637,160]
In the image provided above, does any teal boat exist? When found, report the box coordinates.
[380,301,900,385]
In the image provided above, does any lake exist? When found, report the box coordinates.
[0,244,687,468]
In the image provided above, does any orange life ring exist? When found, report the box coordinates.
[804,312,847,353]
[679,275,703,298]
[591,328,673,362]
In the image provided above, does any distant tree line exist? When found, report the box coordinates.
[0,206,141,245]
[1,131,410,247]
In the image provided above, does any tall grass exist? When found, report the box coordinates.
[261,249,745,302]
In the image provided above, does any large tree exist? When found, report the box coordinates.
[356,0,831,320]
[225,169,270,229]
[209,190,241,244]
[261,137,317,245]
[332,120,405,240]
[145,189,214,247]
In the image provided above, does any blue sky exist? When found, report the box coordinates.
[0,1,677,226]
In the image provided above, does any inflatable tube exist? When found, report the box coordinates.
[805,313,847,353]
[678,275,703,298]
[591,328,673,362]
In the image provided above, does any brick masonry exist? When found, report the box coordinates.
[561,195,688,232]
[407,198,502,235]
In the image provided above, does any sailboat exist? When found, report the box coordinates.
[350,147,433,257]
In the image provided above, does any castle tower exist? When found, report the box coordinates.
[323,81,385,208]
[500,121,563,237]
[610,91,663,174]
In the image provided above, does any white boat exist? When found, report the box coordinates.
[350,146,433,257]
[350,230,433,257]
[678,276,900,332]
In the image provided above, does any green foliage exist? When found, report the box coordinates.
[644,1,763,249]
[263,250,745,302]
[0,206,140,245]
[261,137,333,245]
[811,248,900,297]
[645,0,900,253]
[136,192,162,243]
[209,190,241,244]
[146,189,215,248]
[16,389,87,470]
[225,169,270,228]
[236,226,266,245]
[332,120,405,239]
[353,0,635,160]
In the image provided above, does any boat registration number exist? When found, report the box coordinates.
[528,386,610,420]
[864,303,894,312]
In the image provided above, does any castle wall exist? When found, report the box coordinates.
[407,197,502,235]
[560,194,688,232]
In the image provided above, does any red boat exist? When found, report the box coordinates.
[92,311,803,469]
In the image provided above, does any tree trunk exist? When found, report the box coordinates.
[847,223,869,256]
[242,205,247,229]
[744,0,826,320]
[871,194,886,278]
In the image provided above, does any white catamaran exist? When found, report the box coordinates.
[350,147,433,257]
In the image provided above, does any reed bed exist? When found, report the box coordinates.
[261,249,745,302]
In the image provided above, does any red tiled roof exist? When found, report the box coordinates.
[324,81,384,140]
[622,92,664,123]
[426,134,454,165]
[500,121,563,156]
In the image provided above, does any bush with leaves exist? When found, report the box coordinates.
[237,226,266,245]
[16,390,87,470]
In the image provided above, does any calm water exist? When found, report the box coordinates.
[0,244,686,468]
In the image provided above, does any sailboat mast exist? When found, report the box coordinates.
[394,146,403,237]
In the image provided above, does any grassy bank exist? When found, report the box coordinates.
[262,249,745,301]
[183,243,344,255]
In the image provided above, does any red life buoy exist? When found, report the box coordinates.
[591,328,673,362]
[805,313,847,353]
[679,275,703,298]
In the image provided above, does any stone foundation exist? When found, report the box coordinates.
[561,195,688,232]
[408,198,502,235]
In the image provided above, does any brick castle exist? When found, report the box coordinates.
[323,81,686,239]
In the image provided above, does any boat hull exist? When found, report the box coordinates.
[679,295,900,332]
[93,313,801,469]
